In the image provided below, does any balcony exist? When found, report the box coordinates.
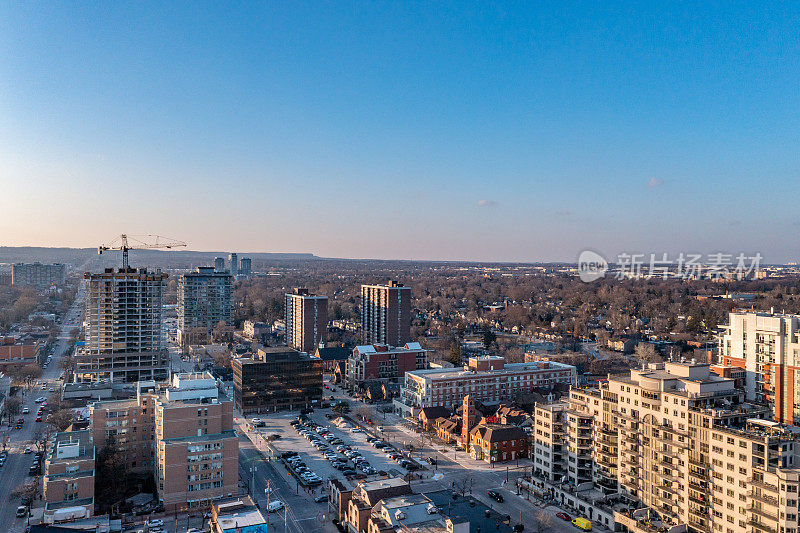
[749,506,779,522]
[748,490,778,507]
[748,520,777,533]
[748,478,778,493]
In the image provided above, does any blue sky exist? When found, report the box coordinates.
[1,2,799,262]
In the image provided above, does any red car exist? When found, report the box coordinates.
[556,512,571,521]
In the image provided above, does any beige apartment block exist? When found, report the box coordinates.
[531,361,800,533]
[718,310,800,424]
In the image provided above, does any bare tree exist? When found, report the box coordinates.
[635,342,661,364]
[33,425,55,454]
[453,476,474,497]
[46,409,75,432]
[2,396,22,425]
[59,356,77,382]
[12,478,40,509]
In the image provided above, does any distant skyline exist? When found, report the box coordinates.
[1,3,799,263]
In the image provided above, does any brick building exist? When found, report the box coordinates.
[42,430,96,524]
[345,343,427,389]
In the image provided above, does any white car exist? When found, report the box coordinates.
[35,397,46,403]
[22,407,29,414]
[148,519,164,527]
[350,428,363,433]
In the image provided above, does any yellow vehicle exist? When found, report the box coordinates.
[572,517,592,531]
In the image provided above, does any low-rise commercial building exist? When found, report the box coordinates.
[210,496,266,533]
[396,356,576,416]
[232,347,323,413]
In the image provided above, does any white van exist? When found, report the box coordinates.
[267,500,284,513]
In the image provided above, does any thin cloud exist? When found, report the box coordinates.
[648,177,664,188]
[477,199,497,207]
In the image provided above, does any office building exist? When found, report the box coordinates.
[232,346,323,413]
[77,268,169,383]
[718,310,800,424]
[177,266,233,348]
[213,257,225,272]
[42,430,96,524]
[239,257,251,277]
[91,373,238,511]
[361,281,411,346]
[345,342,428,389]
[285,288,328,353]
[396,356,576,415]
[228,253,238,277]
[12,262,66,289]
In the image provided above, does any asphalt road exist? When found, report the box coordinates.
[0,287,85,533]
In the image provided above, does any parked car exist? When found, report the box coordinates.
[16,506,27,518]
[314,495,329,503]
[426,457,437,465]
[148,519,164,528]
[556,512,571,521]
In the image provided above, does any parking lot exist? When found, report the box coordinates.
[249,410,422,489]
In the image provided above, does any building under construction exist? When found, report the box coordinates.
[76,267,169,383]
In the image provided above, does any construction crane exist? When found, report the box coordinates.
[98,234,187,269]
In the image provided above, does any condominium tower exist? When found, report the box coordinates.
[529,360,800,533]
[228,253,238,277]
[285,288,327,353]
[718,310,800,424]
[361,281,411,346]
[177,266,233,348]
[77,267,169,383]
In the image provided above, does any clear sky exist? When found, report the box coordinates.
[1,2,799,262]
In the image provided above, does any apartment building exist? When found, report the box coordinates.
[285,288,328,353]
[42,430,95,524]
[177,266,233,348]
[396,356,576,416]
[213,257,225,272]
[12,262,66,289]
[531,401,568,483]
[154,373,238,511]
[345,343,428,389]
[91,373,238,511]
[77,267,169,383]
[239,257,251,277]
[90,381,157,476]
[361,281,411,346]
[228,253,238,277]
[530,361,800,533]
[232,346,323,413]
[718,310,800,424]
